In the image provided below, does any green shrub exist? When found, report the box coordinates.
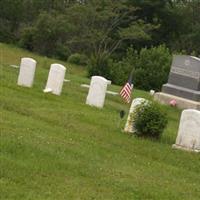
[19,27,36,51]
[87,55,111,79]
[0,20,15,43]
[109,60,132,85]
[120,45,172,91]
[87,51,134,85]
[134,45,172,91]
[133,101,168,138]
[19,12,71,59]
[95,45,172,88]
[86,45,171,87]
[55,43,70,61]
[68,53,88,65]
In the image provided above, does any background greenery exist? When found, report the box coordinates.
[0,0,200,89]
[1,43,200,200]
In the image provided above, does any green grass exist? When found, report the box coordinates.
[0,43,200,200]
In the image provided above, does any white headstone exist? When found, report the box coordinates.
[150,90,155,96]
[44,64,66,95]
[173,109,200,152]
[124,98,148,133]
[86,76,111,108]
[17,57,37,87]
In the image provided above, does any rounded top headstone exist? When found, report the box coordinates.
[92,76,109,83]
[86,76,110,108]
[182,109,200,116]
[124,98,149,133]
[173,108,200,152]
[51,63,66,70]
[21,57,37,64]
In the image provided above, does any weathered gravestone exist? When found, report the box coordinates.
[17,57,37,87]
[172,109,200,153]
[86,76,111,108]
[155,55,200,110]
[44,64,66,95]
[124,98,148,133]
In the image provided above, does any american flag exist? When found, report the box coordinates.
[120,76,133,103]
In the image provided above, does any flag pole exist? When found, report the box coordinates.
[129,67,135,101]
[129,67,135,83]
[119,66,134,104]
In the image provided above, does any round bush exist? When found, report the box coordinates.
[87,55,111,79]
[134,45,172,91]
[55,44,70,61]
[68,53,88,65]
[19,27,36,51]
[109,60,132,85]
[133,102,168,138]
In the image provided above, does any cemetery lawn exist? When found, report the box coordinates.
[0,43,200,200]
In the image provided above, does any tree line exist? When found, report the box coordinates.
[0,0,199,90]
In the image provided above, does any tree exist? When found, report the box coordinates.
[62,0,156,77]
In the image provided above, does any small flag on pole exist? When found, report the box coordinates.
[120,75,133,103]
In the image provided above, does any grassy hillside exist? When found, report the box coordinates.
[0,43,199,200]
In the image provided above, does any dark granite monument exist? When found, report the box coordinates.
[162,55,200,101]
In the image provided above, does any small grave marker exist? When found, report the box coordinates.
[173,109,200,152]
[124,98,148,133]
[86,76,111,108]
[44,64,66,95]
[17,57,37,87]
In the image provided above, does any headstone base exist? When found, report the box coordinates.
[154,92,200,110]
[172,144,200,153]
[162,83,200,101]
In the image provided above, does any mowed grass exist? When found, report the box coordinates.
[0,43,200,200]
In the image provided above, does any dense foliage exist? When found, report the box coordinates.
[127,45,172,91]
[133,102,168,138]
[68,53,88,65]
[0,0,199,89]
[92,45,172,90]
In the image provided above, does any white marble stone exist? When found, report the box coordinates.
[44,64,66,95]
[86,76,111,108]
[81,84,118,95]
[150,90,155,96]
[64,79,70,82]
[124,98,148,133]
[10,64,19,68]
[81,84,90,88]
[106,91,118,96]
[17,57,37,87]
[173,109,200,152]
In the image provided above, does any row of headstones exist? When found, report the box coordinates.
[17,58,200,152]
[17,57,111,108]
[125,98,200,153]
[18,57,66,95]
